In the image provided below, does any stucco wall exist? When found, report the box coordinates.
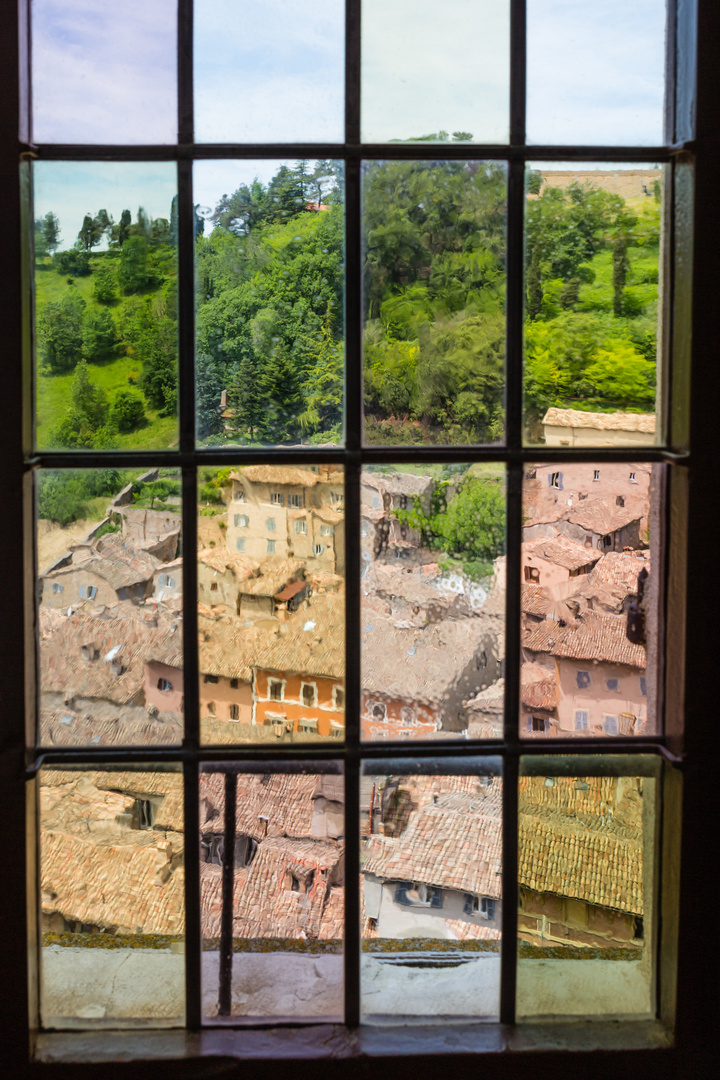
[556,657,647,735]
[254,670,345,737]
[145,661,184,715]
[42,568,117,610]
[364,873,502,938]
[200,673,253,724]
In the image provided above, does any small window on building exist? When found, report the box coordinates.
[604,714,619,735]
[576,670,591,689]
[574,709,589,731]
[51,582,63,594]
[616,495,625,507]
[524,565,540,582]
[236,538,245,552]
[463,893,479,915]
[300,717,318,734]
[606,678,620,692]
[372,702,387,721]
[157,573,167,587]
[629,471,637,483]
[640,676,647,696]
[270,492,284,505]
[234,490,246,502]
[602,534,612,547]
[313,543,324,556]
[230,678,238,689]
[267,540,276,554]
[266,517,276,531]
[548,471,562,489]
[301,682,317,707]
[295,519,307,534]
[331,491,344,505]
[204,674,219,684]
[210,582,218,591]
[288,493,303,508]
[80,585,97,599]
[234,514,249,528]
[268,679,284,702]
[531,716,547,732]
[206,701,216,716]
[133,799,155,830]
[477,650,487,669]
[229,704,239,721]
[320,524,334,536]
[157,678,172,692]
[333,686,345,709]
[480,896,495,920]
[593,470,600,481]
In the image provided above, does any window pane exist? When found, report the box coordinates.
[524,164,664,446]
[198,465,345,745]
[201,766,344,1022]
[39,766,184,1027]
[363,160,507,447]
[33,162,179,452]
[517,758,658,1019]
[361,0,509,144]
[194,161,345,448]
[520,461,659,739]
[361,464,505,740]
[31,0,177,144]
[194,1,344,143]
[526,0,667,146]
[361,760,502,1022]
[37,468,183,747]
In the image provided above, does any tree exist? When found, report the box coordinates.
[82,308,117,363]
[92,267,118,304]
[48,360,109,447]
[196,352,225,440]
[111,209,132,248]
[52,248,91,276]
[77,213,103,251]
[118,235,155,293]
[298,304,344,437]
[40,211,61,254]
[109,389,146,432]
[37,292,85,373]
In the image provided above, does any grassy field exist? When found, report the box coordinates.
[35,254,178,450]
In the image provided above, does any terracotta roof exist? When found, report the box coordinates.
[40,606,183,705]
[523,614,646,669]
[524,534,602,572]
[565,497,646,535]
[466,678,504,715]
[361,472,433,497]
[275,580,307,602]
[237,558,304,596]
[231,466,323,488]
[197,547,257,578]
[521,663,557,712]
[40,694,182,747]
[201,772,323,842]
[591,551,651,591]
[521,584,552,617]
[542,408,656,433]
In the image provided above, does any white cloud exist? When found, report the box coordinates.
[32,0,177,143]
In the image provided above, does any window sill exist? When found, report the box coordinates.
[33,1019,673,1068]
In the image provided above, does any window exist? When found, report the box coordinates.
[51,582,63,594]
[524,565,540,582]
[267,540,276,554]
[301,682,317,707]
[235,538,245,552]
[593,470,600,481]
[229,704,239,721]
[331,491,344,505]
[157,678,172,693]
[79,585,97,600]
[288,493,303,508]
[576,671,591,689]
[333,686,345,710]
[604,715,619,735]
[265,518,276,531]
[313,543,324,556]
[204,674,219,685]
[270,492,284,506]
[640,676,647,696]
[234,514,249,527]
[320,525,334,536]
[395,882,443,908]
[574,710,590,731]
[606,679,620,692]
[529,716,547,733]
[480,897,496,920]
[295,519,307,534]
[4,0,710,1068]
[230,678,238,690]
[268,679,284,702]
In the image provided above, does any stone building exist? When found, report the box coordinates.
[541,407,656,448]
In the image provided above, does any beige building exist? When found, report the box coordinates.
[227,465,345,574]
[541,408,656,448]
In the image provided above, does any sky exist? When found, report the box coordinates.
[32,0,666,147]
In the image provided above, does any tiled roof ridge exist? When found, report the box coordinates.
[542,407,656,433]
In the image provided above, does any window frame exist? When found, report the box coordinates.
[1,0,717,1074]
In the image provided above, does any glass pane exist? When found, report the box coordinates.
[517,759,658,1019]
[201,766,344,1022]
[199,465,345,744]
[33,162,179,452]
[195,1,344,143]
[39,766,184,1027]
[361,0,509,143]
[361,464,505,740]
[524,164,664,446]
[31,1,177,144]
[520,461,659,738]
[37,468,183,746]
[194,160,345,448]
[361,760,502,1022]
[363,160,507,447]
[526,0,667,145]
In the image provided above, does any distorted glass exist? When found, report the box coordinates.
[194,1,344,143]
[37,468,183,747]
[361,464,505,740]
[39,766,185,1027]
[360,760,502,1022]
[33,162,179,452]
[200,766,344,1022]
[516,758,658,1019]
[31,0,177,144]
[361,0,509,144]
[520,460,658,738]
[523,164,664,446]
[198,465,345,744]
[194,160,345,447]
[362,160,507,447]
[526,0,667,145]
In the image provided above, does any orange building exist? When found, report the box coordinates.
[253,668,345,738]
